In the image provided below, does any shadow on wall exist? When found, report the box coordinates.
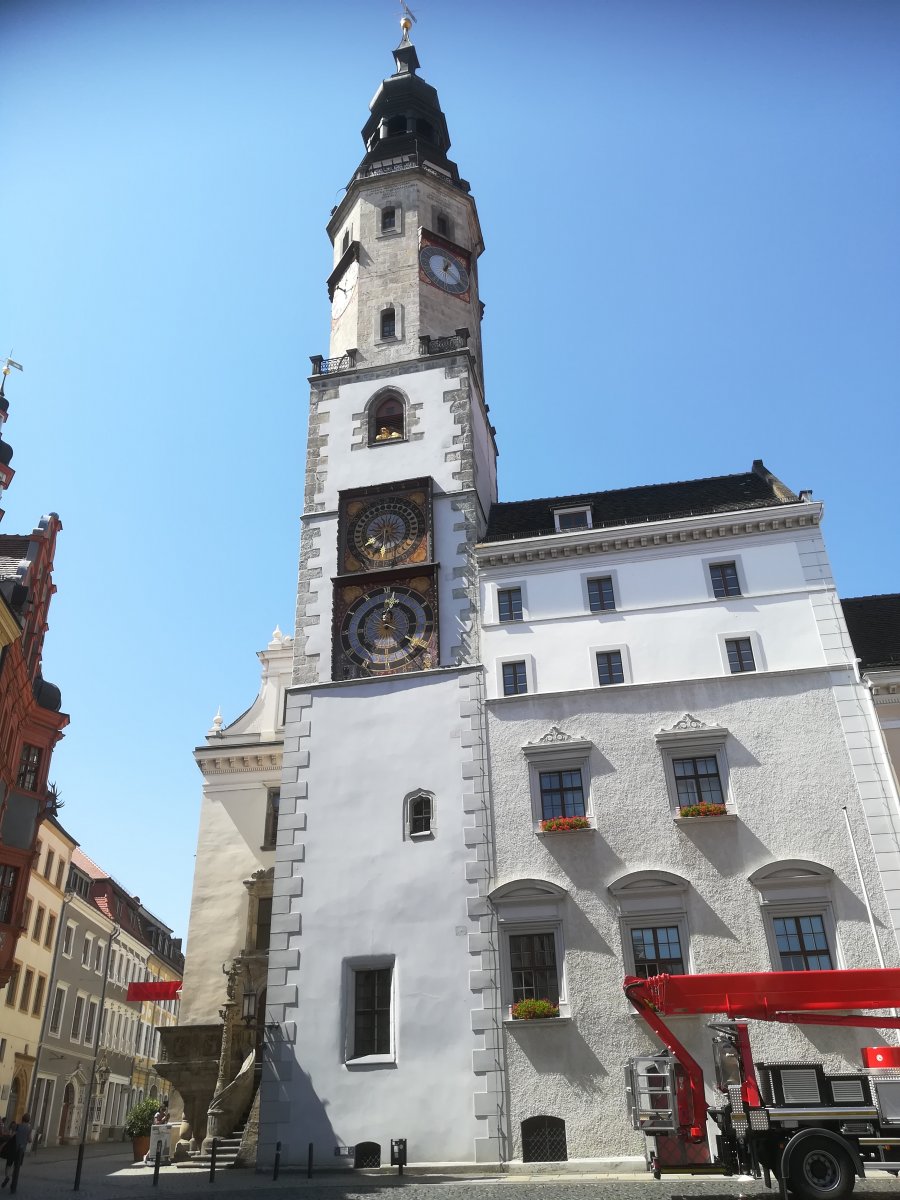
[507,1020,607,1086]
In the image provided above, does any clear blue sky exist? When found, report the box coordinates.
[2,0,898,942]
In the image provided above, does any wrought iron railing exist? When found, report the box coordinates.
[419,329,469,356]
[310,350,357,376]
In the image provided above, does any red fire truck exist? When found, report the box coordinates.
[624,968,900,1200]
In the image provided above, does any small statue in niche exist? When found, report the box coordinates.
[374,425,401,441]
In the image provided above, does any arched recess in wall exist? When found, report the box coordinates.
[749,859,839,972]
[521,1114,568,1162]
[366,386,409,445]
[609,870,691,978]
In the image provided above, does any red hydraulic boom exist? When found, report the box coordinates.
[625,968,900,1143]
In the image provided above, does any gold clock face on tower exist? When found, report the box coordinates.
[347,494,427,568]
[337,580,436,677]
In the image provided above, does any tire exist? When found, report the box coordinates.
[788,1137,855,1200]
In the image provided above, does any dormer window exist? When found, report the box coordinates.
[380,307,396,339]
[554,507,591,532]
[370,394,405,444]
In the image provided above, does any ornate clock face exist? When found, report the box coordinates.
[339,583,436,676]
[331,260,358,320]
[348,495,426,568]
[419,246,470,295]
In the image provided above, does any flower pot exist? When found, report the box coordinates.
[132,1135,150,1162]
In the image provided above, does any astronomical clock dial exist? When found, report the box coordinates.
[348,494,426,569]
[331,260,358,321]
[418,245,470,296]
[337,580,437,678]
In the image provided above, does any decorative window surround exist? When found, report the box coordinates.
[749,860,842,971]
[488,879,570,1021]
[609,870,691,979]
[655,714,734,817]
[523,727,594,831]
[343,956,396,1067]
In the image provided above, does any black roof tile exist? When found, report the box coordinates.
[483,460,799,543]
[841,594,900,670]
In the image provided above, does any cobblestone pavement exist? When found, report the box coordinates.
[9,1145,900,1200]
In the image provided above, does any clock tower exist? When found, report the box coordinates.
[260,21,503,1169]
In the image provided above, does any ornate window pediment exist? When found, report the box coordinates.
[655,713,728,749]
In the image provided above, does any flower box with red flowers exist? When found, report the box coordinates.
[677,803,728,819]
[539,816,591,833]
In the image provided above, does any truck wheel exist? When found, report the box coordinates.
[788,1138,855,1200]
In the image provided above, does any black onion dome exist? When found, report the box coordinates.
[35,676,63,712]
[0,439,12,467]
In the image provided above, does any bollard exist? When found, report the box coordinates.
[307,1141,313,1179]
[9,1154,22,1195]
[153,1140,162,1187]
[391,1138,407,1177]
[273,1140,281,1181]
[73,1142,86,1192]
[209,1137,218,1183]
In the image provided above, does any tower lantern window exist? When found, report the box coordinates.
[387,115,407,137]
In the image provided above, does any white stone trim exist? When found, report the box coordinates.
[717,629,766,675]
[486,580,529,626]
[750,861,841,971]
[553,505,592,533]
[580,569,620,613]
[342,955,397,1066]
[493,653,536,699]
[702,552,748,600]
[589,643,632,688]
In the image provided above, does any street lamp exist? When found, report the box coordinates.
[241,987,258,1026]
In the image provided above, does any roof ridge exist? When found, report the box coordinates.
[491,469,762,509]
[842,593,900,603]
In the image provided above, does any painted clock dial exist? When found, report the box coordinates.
[338,582,436,676]
[418,245,470,295]
[348,495,426,568]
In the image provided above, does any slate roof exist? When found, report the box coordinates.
[0,537,30,579]
[483,460,800,543]
[841,594,900,670]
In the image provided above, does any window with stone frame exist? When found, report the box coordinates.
[610,870,692,981]
[255,896,272,952]
[408,793,432,837]
[489,879,569,1019]
[380,307,396,339]
[523,728,594,831]
[4,965,19,1007]
[44,912,57,950]
[344,959,395,1063]
[587,576,616,612]
[48,984,66,1035]
[629,925,686,978]
[750,861,839,973]
[0,865,18,925]
[498,587,523,623]
[502,660,528,696]
[538,769,586,821]
[672,756,724,809]
[381,206,396,233]
[772,915,834,971]
[726,637,756,673]
[655,714,732,817]
[369,394,405,444]
[17,743,42,791]
[509,932,560,1005]
[595,650,625,686]
[262,788,280,850]
[709,561,741,598]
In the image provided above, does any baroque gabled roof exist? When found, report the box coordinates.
[483,460,799,543]
[841,594,900,670]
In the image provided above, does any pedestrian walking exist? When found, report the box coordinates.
[0,1122,17,1188]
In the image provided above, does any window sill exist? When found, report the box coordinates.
[673,812,737,826]
[368,437,408,449]
[344,1053,396,1069]
[534,825,595,836]
[408,830,433,841]
[504,1015,572,1027]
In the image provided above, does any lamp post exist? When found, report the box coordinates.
[240,987,257,1027]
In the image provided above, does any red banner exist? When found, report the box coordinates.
[126,981,181,1002]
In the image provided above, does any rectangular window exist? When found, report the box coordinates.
[596,650,625,686]
[380,308,396,339]
[43,849,55,880]
[509,932,559,1005]
[0,1038,5,1062]
[502,661,528,696]
[255,896,272,952]
[673,756,724,808]
[5,966,19,1007]
[539,769,586,820]
[353,967,392,1058]
[555,507,591,531]
[84,1000,98,1044]
[44,912,56,949]
[63,922,74,957]
[498,587,523,623]
[49,985,65,1035]
[32,904,45,943]
[95,942,104,973]
[436,214,449,237]
[31,974,46,1017]
[16,743,42,790]
[22,896,32,934]
[630,926,686,978]
[71,995,85,1041]
[773,915,834,971]
[726,637,756,673]
[0,865,19,924]
[587,576,615,612]
[710,561,741,598]
[381,207,396,232]
[19,967,34,1012]
[81,935,92,966]
[263,788,280,850]
[55,860,65,889]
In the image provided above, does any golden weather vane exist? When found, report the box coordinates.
[399,1,417,40]
[0,353,23,399]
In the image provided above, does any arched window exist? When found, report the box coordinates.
[354,1140,381,1168]
[521,1115,567,1163]
[370,394,404,444]
[609,870,690,979]
[405,790,435,838]
[749,860,837,972]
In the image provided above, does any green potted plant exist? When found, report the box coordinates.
[511,998,560,1020]
[678,802,727,819]
[124,1097,158,1162]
